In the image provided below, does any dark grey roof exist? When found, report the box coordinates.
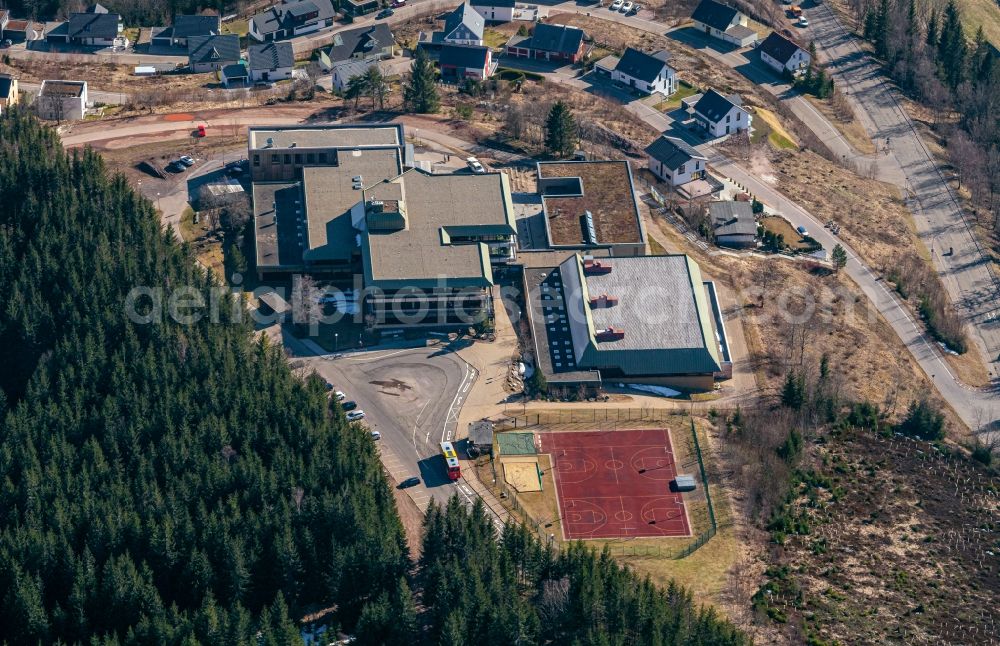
[472,0,516,7]
[614,47,672,83]
[328,24,393,62]
[0,75,14,100]
[222,63,248,78]
[440,43,489,69]
[526,23,584,55]
[759,31,802,65]
[691,0,741,32]
[67,10,119,39]
[644,135,707,170]
[188,34,241,65]
[251,0,334,36]
[173,14,221,38]
[443,3,484,41]
[694,88,741,123]
[249,40,294,70]
[709,201,756,236]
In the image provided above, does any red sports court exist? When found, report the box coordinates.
[539,429,691,540]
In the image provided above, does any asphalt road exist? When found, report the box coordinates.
[803,3,1000,417]
[301,345,484,513]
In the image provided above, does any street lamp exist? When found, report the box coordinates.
[334,333,339,351]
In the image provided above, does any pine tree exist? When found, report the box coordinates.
[874,0,891,59]
[403,47,440,114]
[831,243,848,272]
[544,101,577,158]
[937,0,967,88]
[925,10,939,49]
[781,371,806,410]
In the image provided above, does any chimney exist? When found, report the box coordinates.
[595,327,625,342]
[589,294,618,308]
[583,258,612,275]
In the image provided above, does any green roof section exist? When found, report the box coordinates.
[496,432,537,456]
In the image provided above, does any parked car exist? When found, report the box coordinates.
[796,225,809,236]
[196,124,207,137]
[398,476,421,489]
[610,0,623,9]
[342,400,358,411]
[797,16,809,26]
[334,390,346,402]
[347,410,366,421]
[620,1,633,12]
[376,7,394,18]
[178,155,195,167]
[324,380,334,391]
[166,160,186,172]
[466,157,485,174]
[370,429,381,440]
[391,0,406,6]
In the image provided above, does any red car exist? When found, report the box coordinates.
[196,124,207,137]
[391,0,406,7]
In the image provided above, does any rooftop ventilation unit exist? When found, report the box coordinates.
[588,294,618,308]
[583,210,597,245]
[595,327,625,342]
[583,258,612,275]
[290,142,296,148]
[265,137,273,148]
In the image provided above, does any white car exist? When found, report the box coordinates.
[334,390,346,402]
[466,157,485,174]
[610,0,623,10]
[370,429,381,440]
[621,1,633,12]
[347,410,366,421]
[798,16,809,26]
[178,155,195,166]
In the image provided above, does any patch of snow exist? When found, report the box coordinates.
[617,383,681,398]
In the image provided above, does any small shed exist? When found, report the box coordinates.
[671,474,697,492]
[467,419,494,455]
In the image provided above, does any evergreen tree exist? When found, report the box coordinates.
[404,47,440,114]
[544,101,577,158]
[781,371,806,410]
[925,9,939,49]
[937,0,967,88]
[831,243,848,272]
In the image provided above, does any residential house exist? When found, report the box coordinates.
[524,254,731,391]
[221,63,249,88]
[708,200,757,248]
[432,3,485,46]
[2,19,31,43]
[34,80,88,121]
[610,47,676,96]
[330,58,378,92]
[506,23,586,63]
[151,14,222,48]
[188,34,241,73]
[693,88,752,138]
[326,24,394,67]
[342,0,380,18]
[644,134,708,186]
[439,43,493,81]
[46,4,122,47]
[248,41,294,83]
[249,0,335,42]
[758,31,810,76]
[690,0,757,47]
[471,0,515,22]
[0,73,19,115]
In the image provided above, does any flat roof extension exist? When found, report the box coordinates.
[249,124,402,150]
[538,160,644,248]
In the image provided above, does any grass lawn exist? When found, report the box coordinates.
[655,80,699,112]
[483,28,509,49]
[956,0,1000,50]
[753,107,797,150]
[222,19,249,37]
[760,215,812,250]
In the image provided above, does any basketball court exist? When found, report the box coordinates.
[539,429,691,540]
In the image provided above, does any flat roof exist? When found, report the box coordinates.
[538,161,644,247]
[363,169,515,288]
[561,254,722,376]
[253,181,305,270]
[249,125,402,150]
[40,80,86,97]
[496,432,537,456]
[302,147,403,261]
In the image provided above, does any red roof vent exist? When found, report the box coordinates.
[595,327,625,342]
[589,294,619,308]
[583,259,612,275]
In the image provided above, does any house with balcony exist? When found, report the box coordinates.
[505,23,586,63]
[690,0,757,47]
[693,88,752,138]
[249,0,335,42]
[608,47,676,96]
[758,31,810,76]
[46,4,122,47]
[645,134,708,187]
[151,14,221,48]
